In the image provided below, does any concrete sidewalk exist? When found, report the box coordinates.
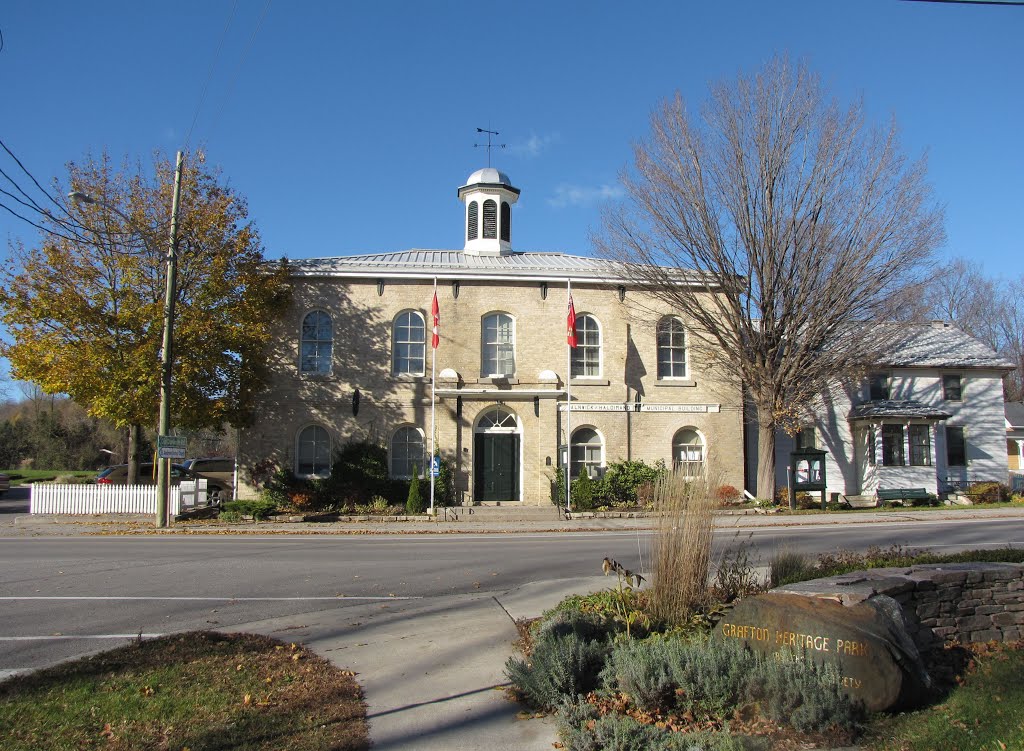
[228,576,608,750]
[5,505,1024,536]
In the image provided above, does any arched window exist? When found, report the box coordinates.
[657,316,687,379]
[478,407,518,430]
[673,428,704,475]
[500,201,511,242]
[482,199,497,239]
[571,314,601,377]
[296,425,331,478]
[571,427,603,479]
[467,200,479,241]
[481,313,515,376]
[393,310,426,375]
[391,426,425,478]
[300,311,332,374]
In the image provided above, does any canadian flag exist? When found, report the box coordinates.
[431,291,440,349]
[567,294,577,348]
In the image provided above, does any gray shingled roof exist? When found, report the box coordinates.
[849,400,953,421]
[1006,401,1024,428]
[289,249,677,283]
[877,323,1014,370]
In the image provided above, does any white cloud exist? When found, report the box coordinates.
[547,183,624,209]
[509,132,560,158]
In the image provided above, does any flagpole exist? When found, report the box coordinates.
[566,278,572,514]
[429,278,437,515]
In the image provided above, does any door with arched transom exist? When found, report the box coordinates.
[474,407,520,502]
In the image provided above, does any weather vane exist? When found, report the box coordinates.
[474,127,506,167]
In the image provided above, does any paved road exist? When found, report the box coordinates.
[2,516,1023,677]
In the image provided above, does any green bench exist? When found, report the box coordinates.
[876,488,930,505]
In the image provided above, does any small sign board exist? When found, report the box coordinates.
[431,456,441,478]
[157,435,187,460]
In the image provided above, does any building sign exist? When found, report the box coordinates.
[559,403,720,413]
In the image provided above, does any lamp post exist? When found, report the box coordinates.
[69,150,185,528]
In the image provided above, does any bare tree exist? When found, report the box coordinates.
[596,57,945,498]
[918,258,1024,400]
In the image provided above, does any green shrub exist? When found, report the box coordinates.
[406,465,425,514]
[968,481,1010,503]
[434,457,456,507]
[601,637,863,733]
[571,472,595,510]
[557,698,744,751]
[221,499,277,521]
[769,549,812,587]
[597,459,666,507]
[505,632,608,710]
[505,611,612,710]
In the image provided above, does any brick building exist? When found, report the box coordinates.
[238,168,745,503]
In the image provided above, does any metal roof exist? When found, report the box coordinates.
[879,323,1014,370]
[289,249,690,284]
[848,400,953,421]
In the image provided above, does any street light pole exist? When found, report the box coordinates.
[156,151,185,528]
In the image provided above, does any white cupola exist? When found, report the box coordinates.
[457,167,520,256]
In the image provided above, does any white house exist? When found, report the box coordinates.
[758,322,1014,500]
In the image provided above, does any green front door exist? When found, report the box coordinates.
[474,433,519,502]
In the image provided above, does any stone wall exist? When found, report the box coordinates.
[774,562,1024,654]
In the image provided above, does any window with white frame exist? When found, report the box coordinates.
[672,428,704,474]
[882,424,905,466]
[943,374,963,401]
[393,310,426,375]
[300,311,332,374]
[481,313,515,377]
[570,427,602,479]
[390,426,425,479]
[296,425,331,477]
[657,317,687,379]
[946,426,966,467]
[571,314,601,377]
[869,372,890,401]
[909,424,931,466]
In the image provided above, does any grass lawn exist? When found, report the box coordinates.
[865,642,1024,751]
[0,631,369,751]
[1,469,96,485]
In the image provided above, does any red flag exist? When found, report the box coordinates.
[431,291,440,349]
[567,294,577,348]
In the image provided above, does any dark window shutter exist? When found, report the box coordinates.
[467,201,478,241]
[500,201,511,242]
[483,200,497,239]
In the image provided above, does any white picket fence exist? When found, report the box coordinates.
[29,483,198,515]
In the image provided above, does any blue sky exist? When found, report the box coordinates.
[1,0,1022,278]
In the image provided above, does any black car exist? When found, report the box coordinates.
[95,463,226,505]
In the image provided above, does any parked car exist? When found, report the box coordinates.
[182,457,236,490]
[95,463,225,505]
[0,473,9,495]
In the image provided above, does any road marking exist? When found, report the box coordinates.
[0,634,164,641]
[0,596,420,601]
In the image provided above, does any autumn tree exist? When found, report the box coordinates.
[0,150,290,481]
[597,58,944,498]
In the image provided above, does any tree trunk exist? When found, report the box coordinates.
[756,419,777,500]
[127,423,141,484]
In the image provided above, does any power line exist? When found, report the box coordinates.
[184,0,240,151]
[208,0,274,140]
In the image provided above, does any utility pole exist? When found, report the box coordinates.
[156,151,184,528]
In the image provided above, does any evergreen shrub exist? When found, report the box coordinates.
[406,465,426,514]
[571,472,595,510]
